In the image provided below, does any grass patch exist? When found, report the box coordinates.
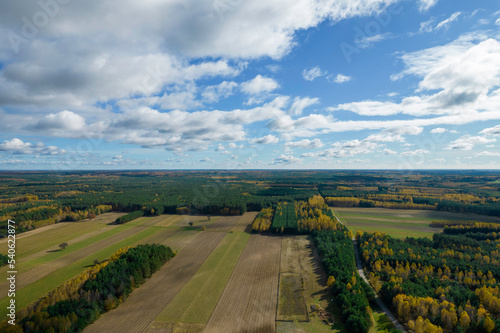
[277,273,308,322]
[371,310,398,333]
[347,226,434,239]
[162,229,202,252]
[0,225,162,318]
[333,208,445,239]
[156,232,250,324]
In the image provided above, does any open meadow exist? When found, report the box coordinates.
[333,207,500,239]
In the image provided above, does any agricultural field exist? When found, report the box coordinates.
[277,235,340,332]
[333,207,500,239]
[3,171,500,332]
[0,213,239,319]
[2,210,341,332]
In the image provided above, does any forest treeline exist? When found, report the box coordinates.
[1,171,499,237]
[115,210,144,224]
[1,244,174,332]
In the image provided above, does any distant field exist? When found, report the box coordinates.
[333,207,500,239]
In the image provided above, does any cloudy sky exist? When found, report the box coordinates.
[0,0,499,170]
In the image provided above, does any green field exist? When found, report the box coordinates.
[0,213,204,319]
[277,273,308,322]
[156,231,250,324]
[333,207,499,239]
[2,221,109,260]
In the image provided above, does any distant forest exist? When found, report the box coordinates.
[1,170,499,237]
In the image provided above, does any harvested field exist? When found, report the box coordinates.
[148,322,204,333]
[277,273,308,322]
[203,234,281,333]
[84,231,226,333]
[162,229,202,252]
[203,212,257,232]
[231,212,258,232]
[141,215,208,228]
[138,227,180,245]
[155,232,250,325]
[91,212,128,223]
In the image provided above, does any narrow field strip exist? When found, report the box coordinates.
[155,232,250,324]
[137,227,180,245]
[0,212,124,248]
[83,231,226,333]
[276,273,308,322]
[162,229,202,252]
[277,236,343,333]
[204,234,281,333]
[348,226,434,239]
[151,215,188,228]
[231,212,258,232]
[0,225,162,318]
[0,220,152,297]
[203,213,255,232]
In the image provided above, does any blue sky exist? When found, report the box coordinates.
[0,0,499,170]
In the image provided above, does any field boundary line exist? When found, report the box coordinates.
[204,231,254,326]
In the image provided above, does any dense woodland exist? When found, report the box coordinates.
[114,210,144,224]
[2,244,175,332]
[1,170,500,237]
[314,229,377,333]
[358,223,500,332]
[251,195,340,233]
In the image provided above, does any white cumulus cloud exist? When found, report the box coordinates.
[302,67,325,81]
[240,75,279,95]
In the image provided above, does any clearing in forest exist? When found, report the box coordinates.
[333,208,464,238]
[277,236,342,333]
